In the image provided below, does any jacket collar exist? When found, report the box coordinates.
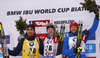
[68,32,78,37]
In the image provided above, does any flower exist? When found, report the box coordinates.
[15,16,27,31]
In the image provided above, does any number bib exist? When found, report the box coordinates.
[44,37,54,58]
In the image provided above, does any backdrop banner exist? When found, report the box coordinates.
[0,0,100,58]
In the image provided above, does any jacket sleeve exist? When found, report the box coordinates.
[39,38,44,55]
[62,37,74,56]
[8,38,24,56]
[85,18,99,43]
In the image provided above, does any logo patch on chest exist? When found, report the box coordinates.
[29,42,34,46]
[73,37,77,42]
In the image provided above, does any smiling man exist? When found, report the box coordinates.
[1,24,44,58]
[62,8,99,58]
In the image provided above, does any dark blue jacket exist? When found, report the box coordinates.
[62,18,99,58]
[8,33,44,56]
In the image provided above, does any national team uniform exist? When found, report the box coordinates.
[62,18,99,58]
[43,23,59,58]
[8,33,44,58]
[43,35,59,58]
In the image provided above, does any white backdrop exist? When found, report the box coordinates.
[0,0,100,58]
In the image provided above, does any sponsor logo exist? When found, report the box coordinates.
[33,20,50,27]
[13,47,22,56]
[54,20,75,24]
[29,42,34,46]
[0,35,10,44]
[36,33,47,41]
[85,44,96,53]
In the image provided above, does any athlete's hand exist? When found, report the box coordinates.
[94,8,99,14]
[55,30,58,36]
[74,47,82,53]
[94,8,99,20]
[0,47,3,52]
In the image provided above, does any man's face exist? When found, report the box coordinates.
[27,27,35,37]
[47,28,54,34]
[70,26,77,33]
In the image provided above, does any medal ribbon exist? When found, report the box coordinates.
[25,38,37,55]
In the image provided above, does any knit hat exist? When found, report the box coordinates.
[27,24,35,31]
[46,23,55,31]
[70,22,78,31]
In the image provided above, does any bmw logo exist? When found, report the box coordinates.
[73,38,76,42]
[29,42,34,46]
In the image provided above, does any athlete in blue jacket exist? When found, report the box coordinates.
[62,8,99,58]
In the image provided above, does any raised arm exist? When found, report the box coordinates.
[85,9,99,43]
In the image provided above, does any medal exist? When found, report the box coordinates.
[45,52,50,56]
[30,54,34,58]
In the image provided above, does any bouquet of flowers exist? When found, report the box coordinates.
[80,0,98,13]
[15,16,27,31]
